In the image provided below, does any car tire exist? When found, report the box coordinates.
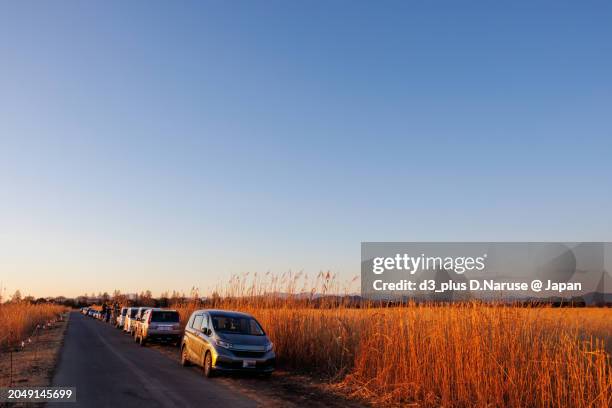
[203,352,215,378]
[181,346,191,367]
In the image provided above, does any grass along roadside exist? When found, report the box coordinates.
[0,311,69,387]
[0,303,67,347]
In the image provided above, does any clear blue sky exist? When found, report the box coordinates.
[1,1,611,297]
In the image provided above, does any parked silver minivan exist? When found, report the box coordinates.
[180,310,275,377]
[134,308,181,346]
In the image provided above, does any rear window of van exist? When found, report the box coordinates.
[152,311,179,323]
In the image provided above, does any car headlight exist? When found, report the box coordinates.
[265,342,274,352]
[215,339,233,349]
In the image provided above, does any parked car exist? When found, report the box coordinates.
[134,309,181,346]
[124,307,140,333]
[132,306,152,340]
[131,307,153,338]
[180,310,275,378]
[116,307,129,329]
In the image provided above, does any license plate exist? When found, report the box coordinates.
[158,326,171,331]
[242,360,256,368]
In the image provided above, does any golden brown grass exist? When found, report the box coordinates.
[344,306,611,408]
[173,273,611,408]
[0,303,67,347]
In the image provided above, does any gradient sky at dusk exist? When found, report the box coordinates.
[1,1,611,297]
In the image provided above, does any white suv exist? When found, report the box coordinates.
[116,307,128,329]
[123,307,140,334]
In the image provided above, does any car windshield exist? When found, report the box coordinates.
[129,309,138,318]
[210,315,264,336]
[121,309,128,316]
[151,311,179,323]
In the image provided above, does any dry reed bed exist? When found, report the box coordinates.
[175,302,611,408]
[0,303,66,347]
[343,306,611,408]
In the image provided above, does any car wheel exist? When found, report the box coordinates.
[181,346,190,367]
[203,352,215,378]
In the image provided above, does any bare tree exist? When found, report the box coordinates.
[11,290,22,303]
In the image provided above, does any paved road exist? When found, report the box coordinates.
[51,312,259,408]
